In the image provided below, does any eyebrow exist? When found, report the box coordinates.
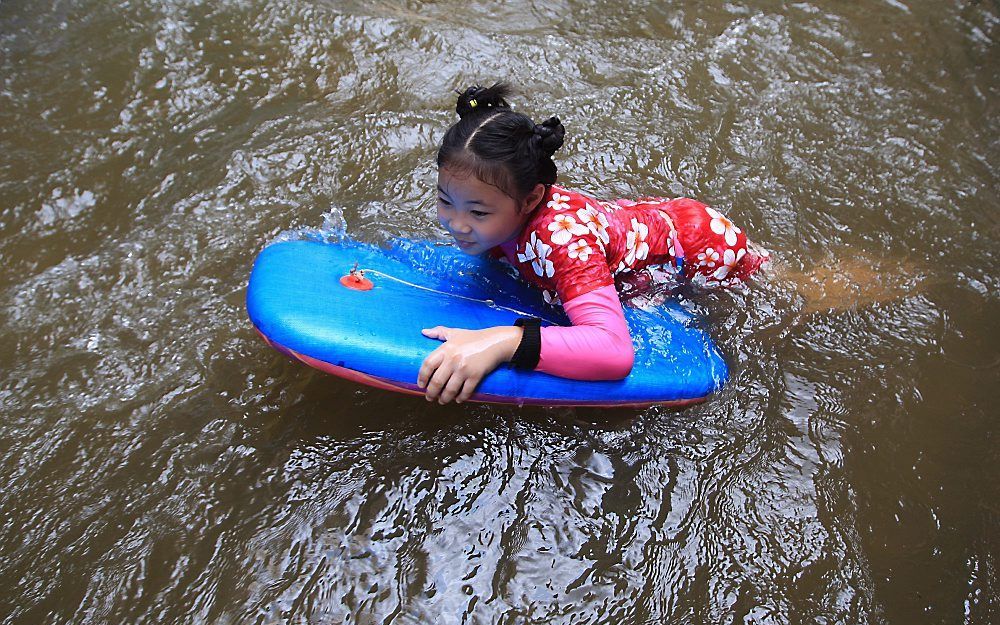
[437,185,488,207]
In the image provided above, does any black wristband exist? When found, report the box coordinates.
[510,318,542,370]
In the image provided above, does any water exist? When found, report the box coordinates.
[1,1,997,623]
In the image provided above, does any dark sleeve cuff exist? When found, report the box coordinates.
[510,318,542,370]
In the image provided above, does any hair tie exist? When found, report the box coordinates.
[469,99,478,108]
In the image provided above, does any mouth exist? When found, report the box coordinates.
[454,239,476,250]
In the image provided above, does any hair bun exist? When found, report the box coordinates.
[455,81,512,118]
[532,116,565,157]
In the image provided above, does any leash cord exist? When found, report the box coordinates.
[358,268,564,326]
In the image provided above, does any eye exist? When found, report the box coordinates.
[471,210,490,218]
[437,197,451,206]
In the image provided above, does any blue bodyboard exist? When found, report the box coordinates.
[246,238,728,407]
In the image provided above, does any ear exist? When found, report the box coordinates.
[520,183,546,214]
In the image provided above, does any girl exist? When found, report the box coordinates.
[417,82,768,404]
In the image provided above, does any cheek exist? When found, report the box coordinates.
[486,216,521,241]
[505,213,529,234]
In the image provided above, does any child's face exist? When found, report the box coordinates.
[436,167,537,255]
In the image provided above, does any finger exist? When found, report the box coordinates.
[421,326,450,341]
[438,372,467,405]
[417,348,444,388]
[455,377,480,404]
[424,362,453,402]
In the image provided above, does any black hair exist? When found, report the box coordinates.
[436,82,565,206]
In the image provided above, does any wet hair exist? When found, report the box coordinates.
[437,82,565,206]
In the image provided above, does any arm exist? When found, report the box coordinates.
[510,192,632,379]
[417,285,633,402]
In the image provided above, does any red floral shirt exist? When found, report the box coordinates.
[497,185,766,305]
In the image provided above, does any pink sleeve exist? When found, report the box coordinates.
[535,285,634,380]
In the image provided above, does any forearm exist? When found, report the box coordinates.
[535,285,634,380]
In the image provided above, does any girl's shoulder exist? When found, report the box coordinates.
[542,184,596,210]
[519,185,599,239]
[533,184,610,219]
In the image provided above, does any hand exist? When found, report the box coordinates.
[418,326,523,404]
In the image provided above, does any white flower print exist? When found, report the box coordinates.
[624,217,649,266]
[712,247,746,281]
[576,207,610,249]
[547,213,588,245]
[706,206,742,247]
[542,289,561,306]
[517,232,554,278]
[697,247,720,268]
[567,239,593,262]
[546,192,572,211]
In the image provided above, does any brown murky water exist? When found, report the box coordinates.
[1,1,997,623]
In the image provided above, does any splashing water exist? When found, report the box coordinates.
[0,0,997,623]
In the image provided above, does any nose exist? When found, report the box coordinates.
[445,212,471,235]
